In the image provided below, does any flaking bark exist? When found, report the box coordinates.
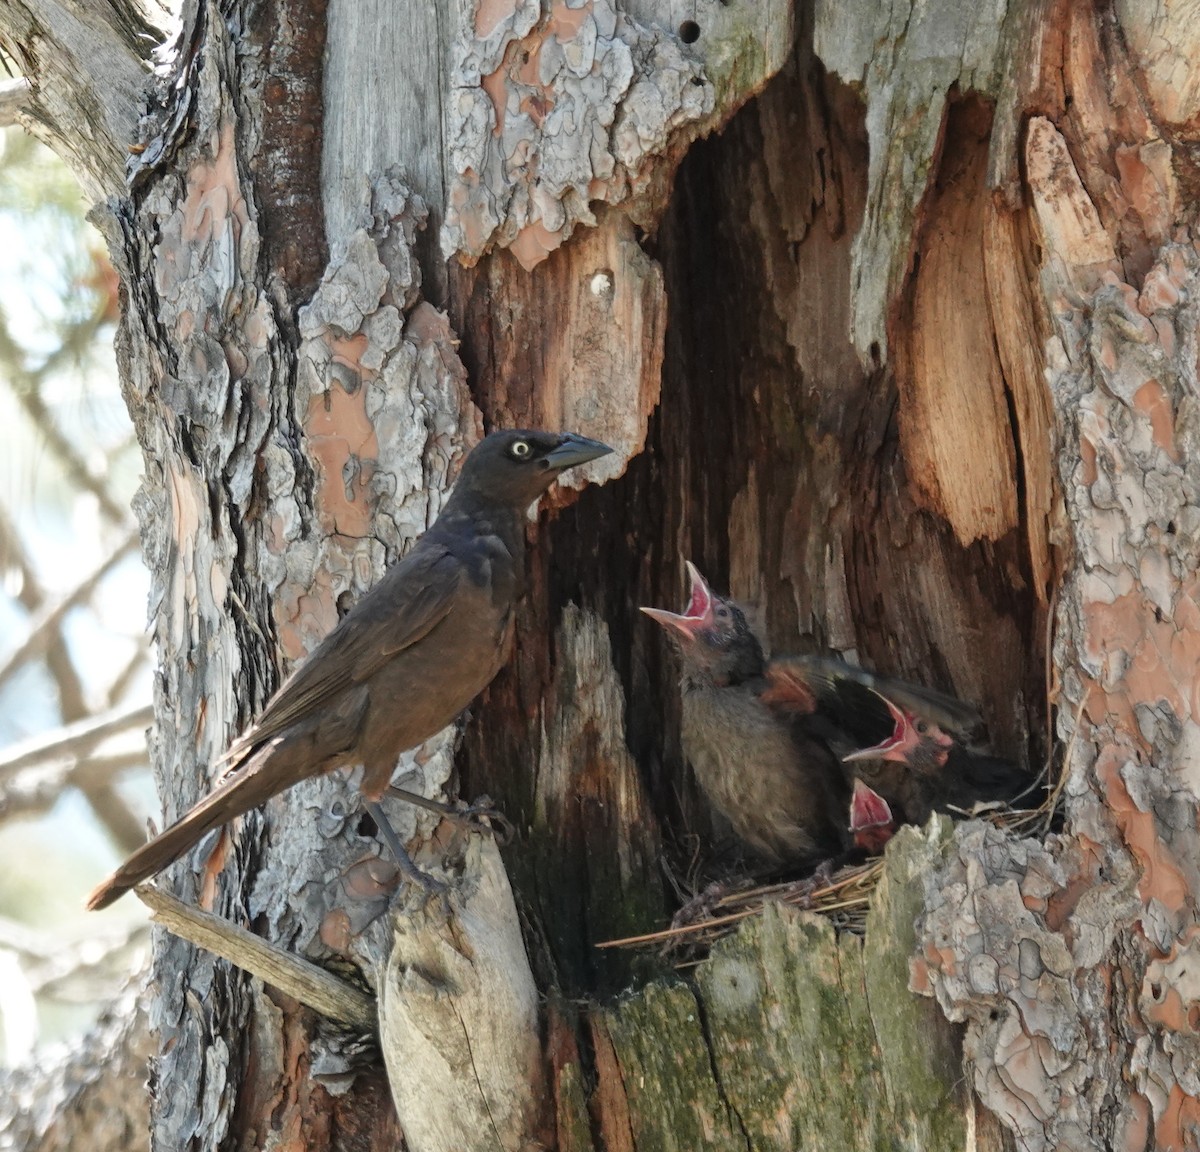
[9,0,1200,1148]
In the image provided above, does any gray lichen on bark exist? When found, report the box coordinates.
[443,0,713,269]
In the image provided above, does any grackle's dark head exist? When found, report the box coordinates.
[641,562,764,686]
[450,429,612,511]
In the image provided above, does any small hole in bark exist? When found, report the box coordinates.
[690,76,705,86]
[679,19,700,42]
[1168,520,1177,534]
[988,1009,999,1021]
[358,811,378,838]
[1150,982,1163,1001]
[337,590,355,618]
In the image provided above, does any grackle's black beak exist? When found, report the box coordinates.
[542,434,613,470]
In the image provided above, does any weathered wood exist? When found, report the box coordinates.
[138,886,378,1030]
[982,193,1057,607]
[377,836,541,1152]
[0,0,156,200]
[1115,0,1200,134]
[323,0,449,297]
[452,208,664,491]
[443,0,789,271]
[813,0,1024,363]
[598,824,967,1152]
[894,96,1019,548]
[910,5,1200,1146]
[0,76,31,126]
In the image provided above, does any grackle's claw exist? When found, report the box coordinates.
[387,786,515,845]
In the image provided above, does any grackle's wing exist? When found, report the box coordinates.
[764,654,986,746]
[222,545,464,766]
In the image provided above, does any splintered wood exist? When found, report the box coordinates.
[912,23,1200,1152]
[899,98,1019,548]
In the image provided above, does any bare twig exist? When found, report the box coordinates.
[0,305,134,529]
[105,648,148,709]
[596,860,884,952]
[0,500,89,719]
[0,76,31,126]
[0,505,148,845]
[0,500,40,603]
[137,886,378,1030]
[0,0,161,202]
[0,531,139,695]
[0,702,152,779]
[0,913,149,1002]
[73,782,149,854]
[601,782,1067,957]
[0,750,148,850]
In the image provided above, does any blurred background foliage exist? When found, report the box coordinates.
[0,126,151,1063]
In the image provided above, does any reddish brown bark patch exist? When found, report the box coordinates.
[247,0,330,304]
[587,1014,635,1152]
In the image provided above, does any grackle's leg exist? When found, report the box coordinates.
[365,800,449,898]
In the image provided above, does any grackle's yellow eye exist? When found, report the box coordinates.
[511,441,531,458]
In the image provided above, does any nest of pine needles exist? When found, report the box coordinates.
[597,759,1066,961]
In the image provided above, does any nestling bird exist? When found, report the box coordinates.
[758,634,1031,827]
[643,563,1030,876]
[760,653,985,755]
[848,779,895,855]
[88,429,612,911]
[640,563,848,870]
[841,691,1032,825]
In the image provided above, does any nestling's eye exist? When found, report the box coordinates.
[511,440,532,459]
[915,719,928,735]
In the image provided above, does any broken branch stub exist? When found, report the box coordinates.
[377,836,542,1152]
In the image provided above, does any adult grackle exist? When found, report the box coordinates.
[88,429,612,910]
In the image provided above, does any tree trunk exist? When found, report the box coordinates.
[5,0,1200,1148]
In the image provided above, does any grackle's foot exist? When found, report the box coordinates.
[778,858,837,909]
[387,787,515,845]
[669,876,755,932]
[365,800,450,910]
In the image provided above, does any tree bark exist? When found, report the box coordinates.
[6,0,1200,1148]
